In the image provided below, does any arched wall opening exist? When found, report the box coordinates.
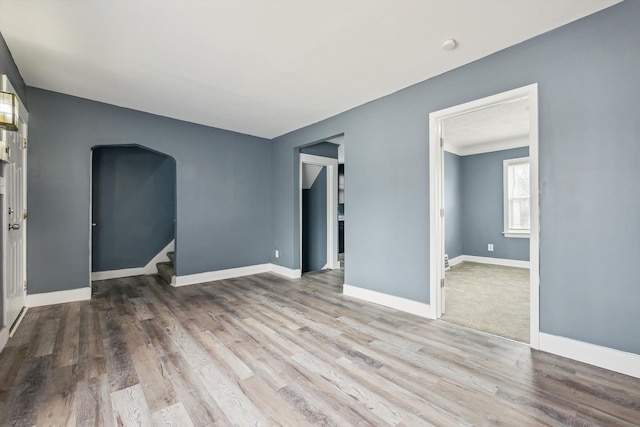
[90,144,177,283]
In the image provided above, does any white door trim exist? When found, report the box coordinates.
[299,153,340,272]
[428,83,540,349]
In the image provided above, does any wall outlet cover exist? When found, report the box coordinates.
[275,249,280,258]
[488,244,494,251]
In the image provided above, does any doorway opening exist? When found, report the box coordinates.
[429,84,540,348]
[298,139,342,275]
[90,145,176,287]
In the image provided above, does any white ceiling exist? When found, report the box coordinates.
[302,163,324,190]
[443,98,530,155]
[0,0,620,139]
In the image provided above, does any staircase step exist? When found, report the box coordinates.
[167,251,175,263]
[157,261,174,284]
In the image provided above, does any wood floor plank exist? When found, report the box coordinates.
[197,329,254,380]
[291,350,407,425]
[52,302,81,368]
[130,343,176,413]
[158,351,229,426]
[1,269,639,426]
[165,321,270,426]
[4,354,52,426]
[238,372,309,427]
[111,383,153,427]
[151,402,195,427]
[35,363,78,427]
[100,308,139,392]
[33,318,60,357]
[75,374,116,427]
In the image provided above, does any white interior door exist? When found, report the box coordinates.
[5,118,26,330]
[3,77,27,331]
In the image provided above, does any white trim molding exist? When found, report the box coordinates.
[539,333,640,379]
[91,267,145,281]
[448,255,464,267]
[172,264,272,287]
[144,239,175,275]
[343,284,433,319]
[458,255,530,269]
[173,263,304,286]
[270,263,302,279]
[0,326,9,354]
[445,135,529,157]
[27,287,91,307]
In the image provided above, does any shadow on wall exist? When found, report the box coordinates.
[91,145,176,272]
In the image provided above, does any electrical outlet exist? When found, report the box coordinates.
[488,244,494,252]
[274,249,280,258]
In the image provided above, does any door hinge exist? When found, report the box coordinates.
[23,281,27,291]
[440,278,445,288]
[440,208,444,217]
[22,137,27,149]
[440,137,444,148]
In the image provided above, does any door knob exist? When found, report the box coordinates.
[9,223,20,230]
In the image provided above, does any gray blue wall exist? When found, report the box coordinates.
[92,146,176,272]
[271,1,640,354]
[27,88,271,294]
[461,147,529,261]
[444,152,462,259]
[300,142,339,159]
[302,167,327,272]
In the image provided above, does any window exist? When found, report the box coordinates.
[503,157,530,237]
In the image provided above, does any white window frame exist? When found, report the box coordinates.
[503,156,530,238]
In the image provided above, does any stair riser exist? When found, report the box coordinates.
[157,260,174,284]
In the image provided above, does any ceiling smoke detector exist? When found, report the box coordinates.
[441,39,457,51]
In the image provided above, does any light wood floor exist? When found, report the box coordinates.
[1,270,639,426]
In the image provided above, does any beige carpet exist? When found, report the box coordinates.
[442,262,529,343]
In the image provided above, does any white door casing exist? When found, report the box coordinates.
[299,153,340,271]
[440,121,446,315]
[429,83,540,349]
[2,75,28,332]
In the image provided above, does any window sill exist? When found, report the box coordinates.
[503,231,530,239]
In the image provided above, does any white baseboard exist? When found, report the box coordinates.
[172,263,273,287]
[27,287,91,308]
[9,307,27,337]
[321,259,340,271]
[91,267,145,281]
[458,255,529,269]
[449,255,464,267]
[144,239,175,275]
[269,263,302,279]
[0,326,8,354]
[539,333,640,379]
[343,284,433,319]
